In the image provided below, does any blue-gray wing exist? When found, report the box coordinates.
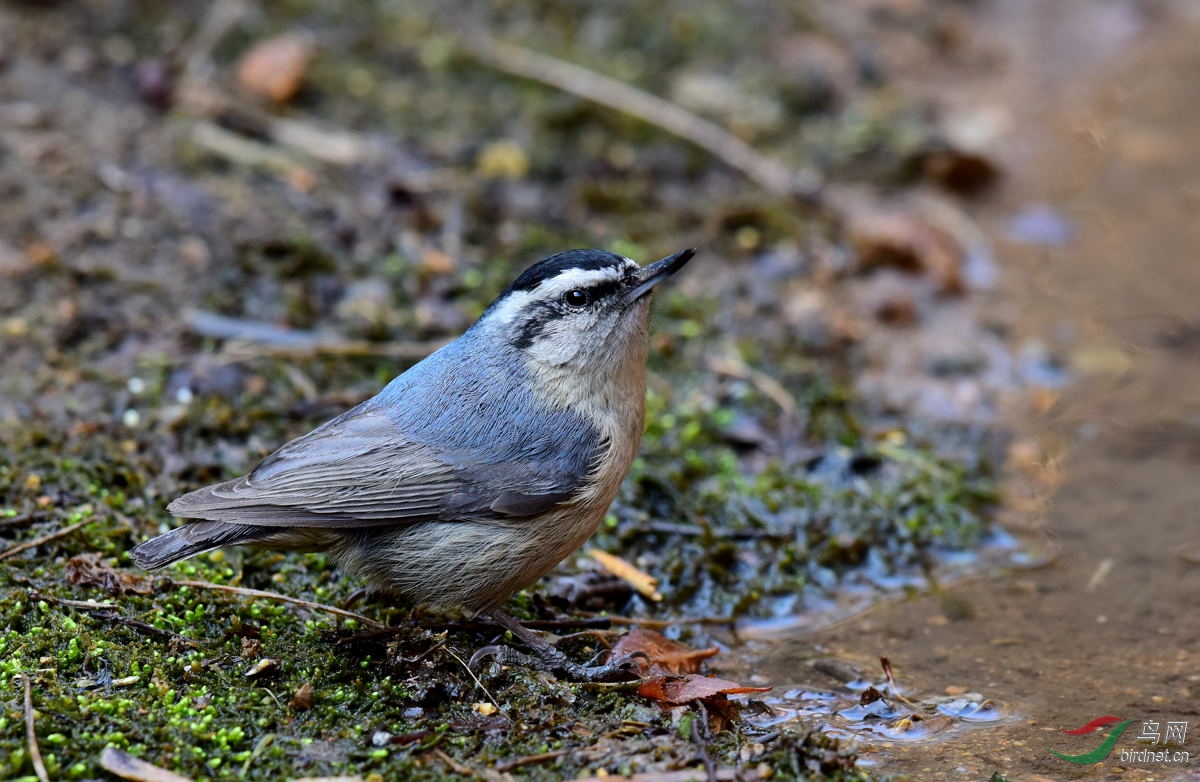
[167,403,596,528]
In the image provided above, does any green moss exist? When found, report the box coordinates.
[0,0,1001,777]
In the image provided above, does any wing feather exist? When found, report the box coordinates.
[167,401,594,528]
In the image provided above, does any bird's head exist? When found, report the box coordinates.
[478,248,695,371]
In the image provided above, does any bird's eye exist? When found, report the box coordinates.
[563,289,590,307]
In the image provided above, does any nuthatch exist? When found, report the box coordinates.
[132,247,695,680]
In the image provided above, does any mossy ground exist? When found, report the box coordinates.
[1,1,1004,778]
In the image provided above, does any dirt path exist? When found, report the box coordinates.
[755,3,1200,780]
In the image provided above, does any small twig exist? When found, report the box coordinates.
[691,700,717,782]
[464,33,819,202]
[429,616,613,634]
[19,674,50,782]
[99,746,193,782]
[94,611,200,647]
[577,678,648,693]
[880,657,918,708]
[184,309,444,360]
[29,592,195,645]
[28,592,118,611]
[0,512,39,528]
[192,120,307,174]
[443,645,504,718]
[173,580,383,629]
[0,518,96,561]
[581,612,737,629]
[495,749,571,773]
[431,748,478,778]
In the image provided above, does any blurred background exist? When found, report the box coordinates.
[1,1,1197,779]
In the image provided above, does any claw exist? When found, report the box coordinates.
[469,644,538,670]
[465,608,646,682]
[468,642,642,682]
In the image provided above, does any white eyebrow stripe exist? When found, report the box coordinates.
[484,257,640,325]
[486,289,537,325]
[535,266,627,297]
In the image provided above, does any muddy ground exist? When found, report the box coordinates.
[0,1,1194,780]
[751,3,1200,781]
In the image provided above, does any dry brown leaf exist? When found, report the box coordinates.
[99,746,193,782]
[65,553,153,596]
[610,629,718,676]
[846,208,964,294]
[236,33,313,103]
[637,674,771,706]
[588,549,662,601]
[289,682,315,711]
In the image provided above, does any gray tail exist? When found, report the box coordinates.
[130,521,266,570]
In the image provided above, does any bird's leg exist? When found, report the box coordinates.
[468,607,646,683]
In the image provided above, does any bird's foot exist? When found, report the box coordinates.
[469,643,645,683]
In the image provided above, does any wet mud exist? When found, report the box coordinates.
[746,2,1200,779]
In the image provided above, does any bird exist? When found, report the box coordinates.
[131,247,695,680]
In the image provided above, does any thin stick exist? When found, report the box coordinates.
[0,518,95,561]
[880,657,918,708]
[184,308,445,361]
[464,33,816,201]
[173,580,383,629]
[28,592,118,611]
[443,645,504,718]
[20,674,50,782]
[431,748,478,778]
[582,613,737,629]
[0,512,38,528]
[495,749,571,773]
[691,700,717,782]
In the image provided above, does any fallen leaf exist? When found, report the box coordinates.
[610,629,718,676]
[845,207,964,294]
[289,682,315,710]
[637,674,771,706]
[588,549,662,601]
[99,746,193,782]
[66,553,153,596]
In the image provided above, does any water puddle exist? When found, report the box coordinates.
[749,668,1011,743]
[725,1,1200,778]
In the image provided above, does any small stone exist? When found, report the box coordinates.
[244,657,280,678]
[236,33,314,103]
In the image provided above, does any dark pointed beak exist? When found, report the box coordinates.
[627,248,696,303]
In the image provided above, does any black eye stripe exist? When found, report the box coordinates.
[507,279,631,349]
[581,280,622,302]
